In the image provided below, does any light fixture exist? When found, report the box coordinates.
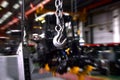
[13,3,20,9]
[5,11,12,17]
[19,1,22,5]
[0,1,9,8]
[0,19,4,24]
[0,11,12,24]
[6,30,21,34]
[0,36,9,39]
[2,11,12,20]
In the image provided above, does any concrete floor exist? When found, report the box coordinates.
[36,77,65,80]
[32,73,65,80]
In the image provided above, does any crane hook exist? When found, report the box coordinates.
[53,25,66,48]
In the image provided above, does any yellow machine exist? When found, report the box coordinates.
[44,63,94,80]
[69,65,94,80]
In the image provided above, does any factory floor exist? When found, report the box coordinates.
[31,64,120,80]
[93,75,120,80]
[32,70,65,80]
[32,69,120,80]
[32,74,120,80]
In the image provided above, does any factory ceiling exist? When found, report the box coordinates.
[0,0,119,38]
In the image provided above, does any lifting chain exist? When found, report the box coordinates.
[53,0,66,48]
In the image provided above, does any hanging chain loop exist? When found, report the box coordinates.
[53,0,66,48]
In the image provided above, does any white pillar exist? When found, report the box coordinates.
[79,21,85,45]
[0,57,8,80]
[113,8,120,43]
[17,43,25,80]
[0,56,13,80]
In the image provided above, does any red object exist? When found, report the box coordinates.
[85,76,106,80]
[84,43,120,47]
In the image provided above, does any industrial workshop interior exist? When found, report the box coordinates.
[1,0,120,80]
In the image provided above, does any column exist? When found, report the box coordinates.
[113,8,120,43]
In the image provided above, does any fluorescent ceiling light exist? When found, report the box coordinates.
[0,11,12,24]
[0,36,9,39]
[6,30,21,34]
[0,19,4,24]
[2,11,12,20]
[13,3,20,9]
[6,11,12,16]
[10,30,21,32]
[19,1,22,5]
[4,11,12,18]
[0,1,9,8]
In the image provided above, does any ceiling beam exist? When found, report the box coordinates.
[0,0,114,30]
[0,0,51,30]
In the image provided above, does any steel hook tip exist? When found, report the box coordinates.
[53,34,66,48]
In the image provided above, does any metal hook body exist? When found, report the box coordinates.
[53,0,66,48]
[53,25,66,48]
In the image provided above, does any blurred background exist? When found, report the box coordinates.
[0,0,120,80]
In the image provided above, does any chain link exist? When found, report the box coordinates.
[53,0,66,48]
[55,0,64,31]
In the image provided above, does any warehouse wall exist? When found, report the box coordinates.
[92,11,113,43]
